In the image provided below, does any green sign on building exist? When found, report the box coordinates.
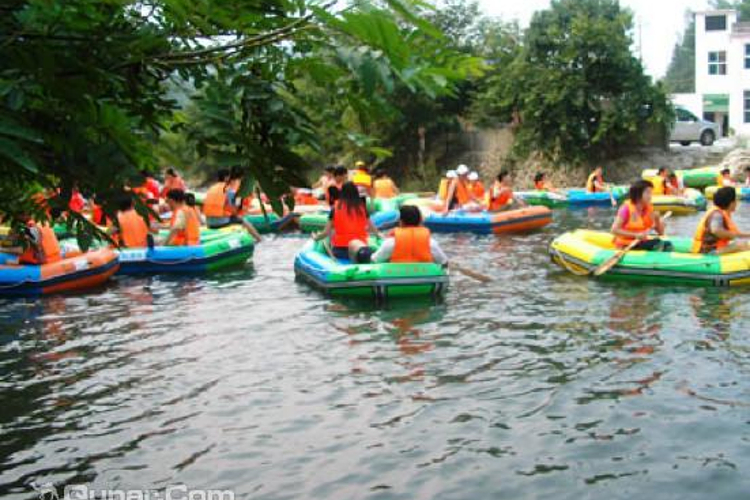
[703,94,729,112]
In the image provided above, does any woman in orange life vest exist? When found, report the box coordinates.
[325,166,348,206]
[611,179,671,251]
[5,210,63,265]
[692,186,750,254]
[371,206,448,265]
[372,168,400,199]
[109,195,156,248]
[202,169,262,241]
[717,168,736,187]
[533,171,562,193]
[486,171,527,211]
[313,181,382,262]
[163,189,201,246]
[586,166,609,193]
[442,164,483,214]
[161,167,187,198]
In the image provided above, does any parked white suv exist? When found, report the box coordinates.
[670,107,720,146]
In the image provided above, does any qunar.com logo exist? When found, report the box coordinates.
[30,482,235,500]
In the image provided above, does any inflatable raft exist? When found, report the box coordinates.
[298,210,400,233]
[0,248,119,296]
[704,185,750,201]
[650,188,707,214]
[518,188,625,208]
[549,229,750,287]
[642,167,721,189]
[294,239,448,299]
[424,206,552,235]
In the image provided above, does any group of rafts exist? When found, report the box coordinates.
[2,163,750,298]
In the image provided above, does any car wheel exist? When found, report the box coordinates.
[680,141,691,146]
[700,130,715,146]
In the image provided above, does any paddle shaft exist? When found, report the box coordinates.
[449,262,493,283]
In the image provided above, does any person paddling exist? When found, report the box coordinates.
[586,166,609,193]
[487,171,527,211]
[371,206,448,265]
[468,172,485,200]
[203,169,262,241]
[442,164,482,214]
[314,182,381,262]
[164,189,200,246]
[5,212,63,265]
[692,186,750,254]
[611,180,670,251]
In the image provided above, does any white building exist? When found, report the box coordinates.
[673,9,750,137]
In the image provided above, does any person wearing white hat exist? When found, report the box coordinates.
[468,172,486,203]
[436,170,457,203]
[443,165,482,214]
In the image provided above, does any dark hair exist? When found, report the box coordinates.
[745,166,750,172]
[534,172,545,183]
[713,186,737,209]
[497,170,510,182]
[374,168,387,179]
[185,193,196,207]
[334,166,348,177]
[629,179,653,203]
[721,168,731,175]
[166,167,177,177]
[657,167,667,175]
[217,169,230,182]
[400,206,422,227]
[229,167,243,181]
[118,195,134,212]
[338,182,366,215]
[166,189,186,202]
[140,169,151,179]
[668,172,677,179]
[325,166,336,174]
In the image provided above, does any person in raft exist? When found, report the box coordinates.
[717,168,736,187]
[666,172,684,196]
[586,166,609,193]
[650,167,669,196]
[371,205,448,266]
[442,164,483,213]
[437,170,457,203]
[692,186,750,254]
[161,167,187,198]
[611,179,671,251]
[372,168,400,199]
[468,172,485,200]
[5,211,63,265]
[351,160,373,199]
[110,195,156,248]
[314,182,382,262]
[202,169,262,241]
[533,172,563,193]
[745,166,750,187]
[326,166,348,206]
[312,166,335,194]
[486,171,528,211]
[163,189,201,246]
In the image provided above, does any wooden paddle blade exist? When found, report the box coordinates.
[450,263,493,283]
[592,239,639,276]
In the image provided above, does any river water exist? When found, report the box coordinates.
[2,207,750,500]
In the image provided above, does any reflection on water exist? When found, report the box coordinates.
[2,212,750,499]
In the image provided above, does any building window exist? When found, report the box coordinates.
[746,44,750,69]
[745,91,750,123]
[709,51,727,75]
[706,15,727,31]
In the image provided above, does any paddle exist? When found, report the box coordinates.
[607,186,617,207]
[320,237,337,260]
[449,262,493,283]
[592,212,672,277]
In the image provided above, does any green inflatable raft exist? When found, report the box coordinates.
[294,239,448,299]
[642,166,722,189]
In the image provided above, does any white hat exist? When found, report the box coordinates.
[446,170,458,179]
[468,172,479,181]
[456,164,470,176]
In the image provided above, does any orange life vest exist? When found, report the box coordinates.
[294,190,318,206]
[391,227,433,263]
[437,179,449,201]
[203,182,231,218]
[19,222,61,265]
[373,178,396,199]
[614,201,654,247]
[117,209,149,248]
[471,181,485,199]
[586,172,602,193]
[171,206,201,246]
[692,208,738,253]
[488,183,512,211]
[161,176,186,198]
[534,180,545,191]
[451,179,471,206]
[332,201,368,248]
